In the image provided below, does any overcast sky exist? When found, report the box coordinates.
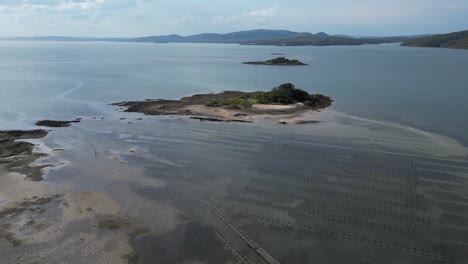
[0,0,467,37]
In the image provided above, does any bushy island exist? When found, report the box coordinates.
[114,83,332,124]
[242,57,306,66]
[206,83,327,108]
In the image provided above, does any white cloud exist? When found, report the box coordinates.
[210,6,277,25]
[170,14,196,25]
[56,0,108,11]
[247,6,277,18]
[0,0,467,37]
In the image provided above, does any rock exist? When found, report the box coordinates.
[227,119,253,123]
[190,117,225,122]
[294,120,319,124]
[35,119,81,128]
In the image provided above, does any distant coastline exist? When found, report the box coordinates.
[0,29,436,47]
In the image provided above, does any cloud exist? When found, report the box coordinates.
[170,14,196,25]
[0,0,138,12]
[56,0,108,11]
[210,6,277,25]
[0,0,467,37]
[248,6,277,18]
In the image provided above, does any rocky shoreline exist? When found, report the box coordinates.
[0,130,48,181]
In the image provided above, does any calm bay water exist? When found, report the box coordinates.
[1,41,468,263]
[0,41,468,146]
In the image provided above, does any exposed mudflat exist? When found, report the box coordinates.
[1,109,468,264]
[0,128,150,264]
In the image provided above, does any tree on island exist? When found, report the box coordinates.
[268,57,303,65]
[242,57,307,65]
[207,83,328,108]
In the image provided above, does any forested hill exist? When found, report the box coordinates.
[240,36,415,46]
[401,30,468,50]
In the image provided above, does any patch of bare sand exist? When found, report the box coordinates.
[0,169,173,264]
[0,173,48,208]
[10,191,134,264]
[3,181,184,264]
[251,103,300,110]
[185,105,247,120]
[185,104,320,124]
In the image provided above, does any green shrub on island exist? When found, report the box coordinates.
[242,57,307,65]
[206,97,256,109]
[268,57,304,65]
[206,83,327,108]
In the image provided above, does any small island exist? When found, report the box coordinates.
[113,83,332,124]
[242,57,307,66]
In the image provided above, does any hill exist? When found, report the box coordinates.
[240,35,414,46]
[130,29,314,43]
[0,29,428,47]
[401,30,468,50]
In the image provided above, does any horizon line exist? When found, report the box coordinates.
[0,28,464,39]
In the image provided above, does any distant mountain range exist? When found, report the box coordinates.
[401,30,468,50]
[130,29,318,43]
[4,29,465,48]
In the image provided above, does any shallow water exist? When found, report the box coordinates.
[29,108,467,263]
[0,240,10,263]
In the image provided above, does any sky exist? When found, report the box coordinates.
[0,0,467,37]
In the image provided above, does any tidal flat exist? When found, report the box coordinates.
[1,107,468,263]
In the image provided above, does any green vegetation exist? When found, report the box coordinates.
[401,30,468,50]
[206,97,257,109]
[242,57,306,65]
[206,83,328,108]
